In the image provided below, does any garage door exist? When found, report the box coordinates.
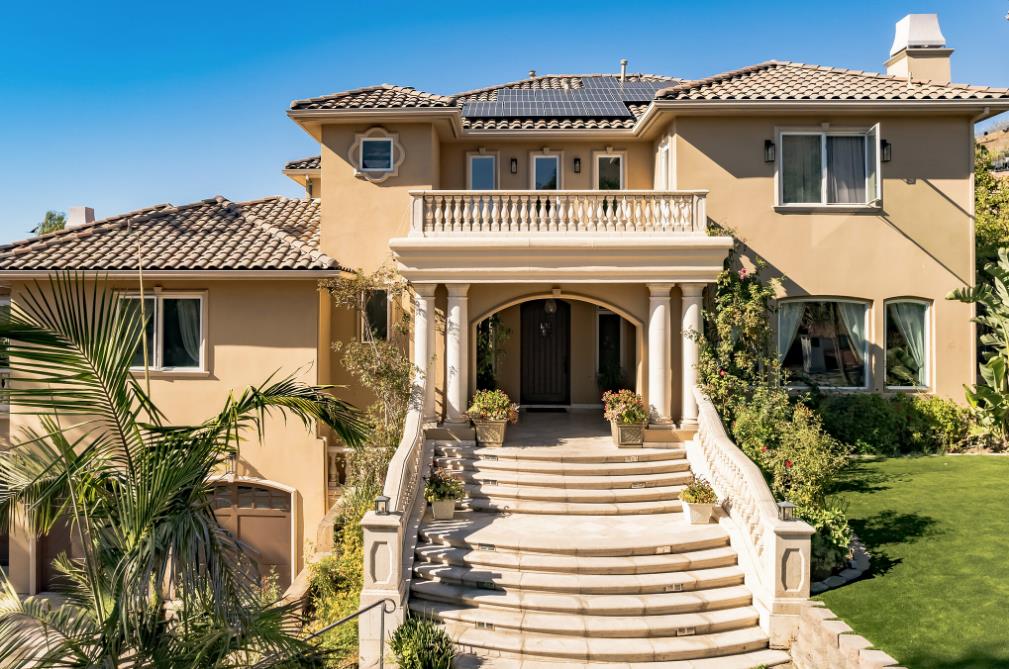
[212,482,293,591]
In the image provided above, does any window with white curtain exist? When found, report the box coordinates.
[779,127,880,206]
[778,299,869,388]
[119,293,204,371]
[885,300,929,388]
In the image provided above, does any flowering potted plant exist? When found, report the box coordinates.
[602,389,648,447]
[467,389,519,447]
[424,467,465,520]
[681,477,718,524]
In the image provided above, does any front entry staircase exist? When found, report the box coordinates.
[407,427,792,668]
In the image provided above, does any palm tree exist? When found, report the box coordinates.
[0,273,368,668]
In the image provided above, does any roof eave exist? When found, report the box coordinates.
[638,98,1009,122]
[0,268,349,282]
[287,107,464,139]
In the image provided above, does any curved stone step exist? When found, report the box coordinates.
[419,511,729,556]
[435,444,686,463]
[414,544,739,575]
[465,483,686,504]
[409,599,760,638]
[413,563,745,595]
[461,497,683,516]
[455,469,694,490]
[436,456,691,476]
[452,648,793,669]
[443,622,770,662]
[409,581,753,616]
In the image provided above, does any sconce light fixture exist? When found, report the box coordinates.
[227,450,237,477]
[375,495,391,516]
[881,139,892,163]
[573,157,582,173]
[510,158,518,174]
[777,500,796,521]
[764,139,776,163]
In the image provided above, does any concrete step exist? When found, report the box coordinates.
[465,483,686,503]
[443,622,771,662]
[419,511,729,557]
[455,469,694,490]
[414,544,739,575]
[413,563,746,595]
[409,581,753,616]
[461,497,683,516]
[435,456,691,476]
[410,599,760,638]
[435,444,687,463]
[452,648,793,669]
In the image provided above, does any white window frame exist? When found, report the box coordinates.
[778,297,871,391]
[529,152,563,190]
[359,137,395,173]
[592,150,626,190]
[467,152,499,190]
[594,308,625,377]
[775,125,881,209]
[884,298,931,390]
[120,291,207,373]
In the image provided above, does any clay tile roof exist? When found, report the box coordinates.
[656,60,1009,102]
[290,84,455,111]
[0,196,342,273]
[284,155,321,170]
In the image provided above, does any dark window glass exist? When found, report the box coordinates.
[885,302,927,387]
[470,156,496,190]
[361,139,393,171]
[364,290,389,340]
[781,135,822,204]
[121,297,156,368]
[597,157,622,190]
[597,312,623,392]
[779,301,867,388]
[162,298,201,368]
[534,156,559,190]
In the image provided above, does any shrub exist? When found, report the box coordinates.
[681,477,718,504]
[767,404,849,510]
[800,502,854,581]
[467,389,518,422]
[424,468,465,502]
[601,389,648,425]
[389,615,455,669]
[900,394,972,453]
[731,385,793,462]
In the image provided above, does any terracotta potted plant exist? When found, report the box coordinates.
[602,389,648,447]
[424,467,465,520]
[467,389,519,447]
[681,477,718,524]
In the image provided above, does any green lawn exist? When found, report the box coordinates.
[820,456,1009,669]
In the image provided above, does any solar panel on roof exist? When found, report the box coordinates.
[461,76,668,119]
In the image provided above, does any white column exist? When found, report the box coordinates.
[680,283,705,428]
[445,283,470,424]
[412,284,438,424]
[647,283,674,425]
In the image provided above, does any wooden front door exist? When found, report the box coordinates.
[521,300,571,405]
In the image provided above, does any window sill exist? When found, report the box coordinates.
[130,369,210,379]
[774,204,882,214]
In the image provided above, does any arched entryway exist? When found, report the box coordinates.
[474,293,643,408]
[211,479,294,591]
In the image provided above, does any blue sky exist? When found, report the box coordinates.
[0,0,1006,240]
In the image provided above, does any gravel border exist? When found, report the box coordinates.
[811,534,870,594]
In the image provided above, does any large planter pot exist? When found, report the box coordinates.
[430,499,456,521]
[683,501,716,525]
[611,421,645,448]
[473,419,508,447]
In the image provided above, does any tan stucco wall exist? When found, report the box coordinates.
[671,114,975,398]
[4,279,327,593]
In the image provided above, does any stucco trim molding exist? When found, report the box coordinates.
[348,127,406,183]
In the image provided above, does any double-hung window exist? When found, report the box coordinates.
[778,126,881,207]
[120,293,204,371]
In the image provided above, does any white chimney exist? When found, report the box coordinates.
[885,14,953,83]
[67,206,95,228]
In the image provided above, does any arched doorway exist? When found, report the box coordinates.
[211,480,294,591]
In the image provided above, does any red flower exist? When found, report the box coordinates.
[719,369,726,377]
[760,446,768,453]
[738,268,748,279]
[784,459,793,469]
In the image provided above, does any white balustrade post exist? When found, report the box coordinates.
[647,283,674,424]
[413,284,438,424]
[358,511,404,669]
[680,284,705,429]
[445,283,471,424]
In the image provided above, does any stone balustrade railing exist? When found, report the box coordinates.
[357,374,432,668]
[410,190,708,235]
[690,387,815,647]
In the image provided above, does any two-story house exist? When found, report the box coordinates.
[1,15,1006,662]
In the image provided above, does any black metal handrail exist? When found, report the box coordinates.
[252,597,397,669]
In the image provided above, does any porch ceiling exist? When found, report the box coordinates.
[388,234,734,283]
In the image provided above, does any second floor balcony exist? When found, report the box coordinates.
[409,190,708,236]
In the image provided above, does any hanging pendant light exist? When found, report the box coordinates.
[544,298,557,315]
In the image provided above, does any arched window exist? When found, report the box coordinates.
[885,299,930,388]
[778,298,870,389]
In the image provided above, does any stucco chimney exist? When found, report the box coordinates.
[885,13,953,83]
[67,206,95,228]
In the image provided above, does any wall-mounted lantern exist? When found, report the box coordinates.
[881,139,892,163]
[510,158,518,174]
[573,157,582,174]
[764,140,776,163]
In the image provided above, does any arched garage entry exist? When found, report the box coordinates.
[211,479,295,591]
